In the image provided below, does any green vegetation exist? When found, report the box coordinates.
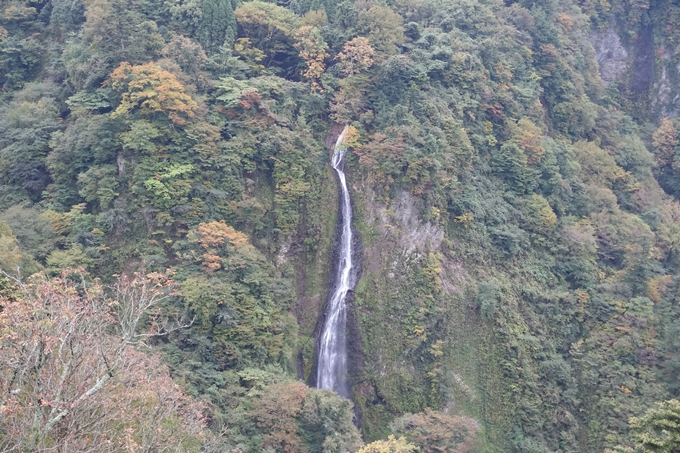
[2,0,680,451]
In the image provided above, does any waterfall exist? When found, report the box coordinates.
[317,125,355,398]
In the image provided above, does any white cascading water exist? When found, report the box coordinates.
[317,125,354,398]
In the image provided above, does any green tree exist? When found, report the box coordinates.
[175,220,297,368]
[218,380,362,453]
[0,84,62,205]
[63,0,165,88]
[162,34,208,74]
[356,5,404,55]
[234,1,299,69]
[0,206,57,262]
[197,0,236,54]
[608,400,680,453]
[0,220,41,277]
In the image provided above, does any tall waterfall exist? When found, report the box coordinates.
[317,125,355,398]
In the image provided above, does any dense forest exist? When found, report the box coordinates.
[2,0,680,451]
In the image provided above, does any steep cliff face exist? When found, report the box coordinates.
[346,182,494,443]
[6,0,680,450]
[289,3,680,450]
[280,2,680,449]
[653,48,680,118]
[592,13,680,120]
[590,29,628,85]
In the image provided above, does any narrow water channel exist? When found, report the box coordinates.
[316,125,354,398]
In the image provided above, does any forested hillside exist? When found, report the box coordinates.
[2,0,680,451]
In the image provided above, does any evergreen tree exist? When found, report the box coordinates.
[197,0,236,54]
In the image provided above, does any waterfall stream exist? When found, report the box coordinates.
[317,125,355,398]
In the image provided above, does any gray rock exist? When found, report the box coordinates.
[590,28,628,85]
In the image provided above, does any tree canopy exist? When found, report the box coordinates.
[2,0,680,451]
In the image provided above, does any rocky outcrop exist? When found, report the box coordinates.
[590,22,680,120]
[590,28,628,85]
[363,188,444,256]
[652,46,680,119]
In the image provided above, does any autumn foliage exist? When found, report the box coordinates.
[227,381,362,453]
[110,62,198,125]
[357,436,417,453]
[197,220,251,273]
[652,117,679,166]
[293,26,329,92]
[337,37,375,76]
[391,408,480,453]
[6,0,680,450]
[0,269,205,451]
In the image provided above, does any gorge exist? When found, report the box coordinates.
[316,125,355,399]
[3,0,680,450]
